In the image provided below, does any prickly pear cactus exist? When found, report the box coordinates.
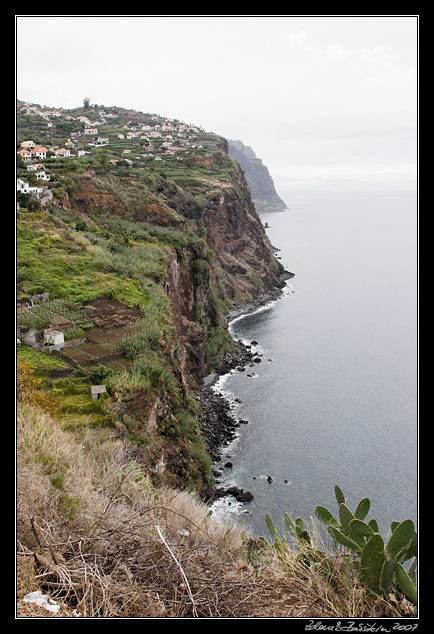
[313,485,418,603]
[264,485,417,604]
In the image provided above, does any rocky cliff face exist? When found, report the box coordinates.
[17,101,291,498]
[228,139,287,214]
[45,154,290,496]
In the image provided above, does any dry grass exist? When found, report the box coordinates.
[16,381,413,619]
[16,401,308,617]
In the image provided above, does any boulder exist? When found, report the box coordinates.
[21,329,41,348]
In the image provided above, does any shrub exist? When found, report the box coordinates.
[193,258,210,286]
[17,360,58,414]
[205,325,237,368]
[75,220,87,231]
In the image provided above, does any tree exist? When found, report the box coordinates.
[83,97,90,109]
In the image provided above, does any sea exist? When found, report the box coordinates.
[210,190,418,542]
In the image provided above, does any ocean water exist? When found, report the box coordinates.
[211,190,418,541]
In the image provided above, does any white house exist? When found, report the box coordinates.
[54,148,71,157]
[117,133,125,139]
[95,137,109,145]
[32,146,48,159]
[36,171,50,181]
[17,148,32,162]
[20,140,36,149]
[17,179,30,193]
[28,186,44,195]
[84,127,98,135]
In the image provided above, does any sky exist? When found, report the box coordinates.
[16,15,418,199]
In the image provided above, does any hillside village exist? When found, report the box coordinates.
[16,96,284,523]
[16,100,213,208]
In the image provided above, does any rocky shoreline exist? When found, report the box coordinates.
[196,272,294,505]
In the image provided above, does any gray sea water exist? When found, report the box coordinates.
[211,190,418,541]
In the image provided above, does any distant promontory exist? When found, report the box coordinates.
[228,139,287,213]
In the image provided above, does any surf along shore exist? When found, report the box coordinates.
[195,270,294,506]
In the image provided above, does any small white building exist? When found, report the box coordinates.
[20,140,36,149]
[17,179,30,193]
[28,185,45,195]
[55,148,71,157]
[36,170,50,181]
[44,329,64,347]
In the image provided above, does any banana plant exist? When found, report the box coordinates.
[313,485,417,603]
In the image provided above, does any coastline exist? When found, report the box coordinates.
[196,269,294,504]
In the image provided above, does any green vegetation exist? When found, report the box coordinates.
[51,375,114,431]
[16,99,284,500]
[108,356,178,402]
[17,344,69,373]
[16,101,417,619]
[17,215,150,305]
[314,486,417,603]
[205,324,238,368]
[260,485,417,609]
[170,405,213,486]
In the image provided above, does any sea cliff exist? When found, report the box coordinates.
[228,139,287,213]
[16,100,291,498]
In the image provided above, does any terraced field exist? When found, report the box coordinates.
[19,297,142,374]
[61,298,141,371]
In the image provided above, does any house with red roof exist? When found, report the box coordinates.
[32,146,48,159]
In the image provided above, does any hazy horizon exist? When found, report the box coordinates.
[16,15,418,196]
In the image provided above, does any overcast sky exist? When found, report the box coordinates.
[16,15,418,198]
